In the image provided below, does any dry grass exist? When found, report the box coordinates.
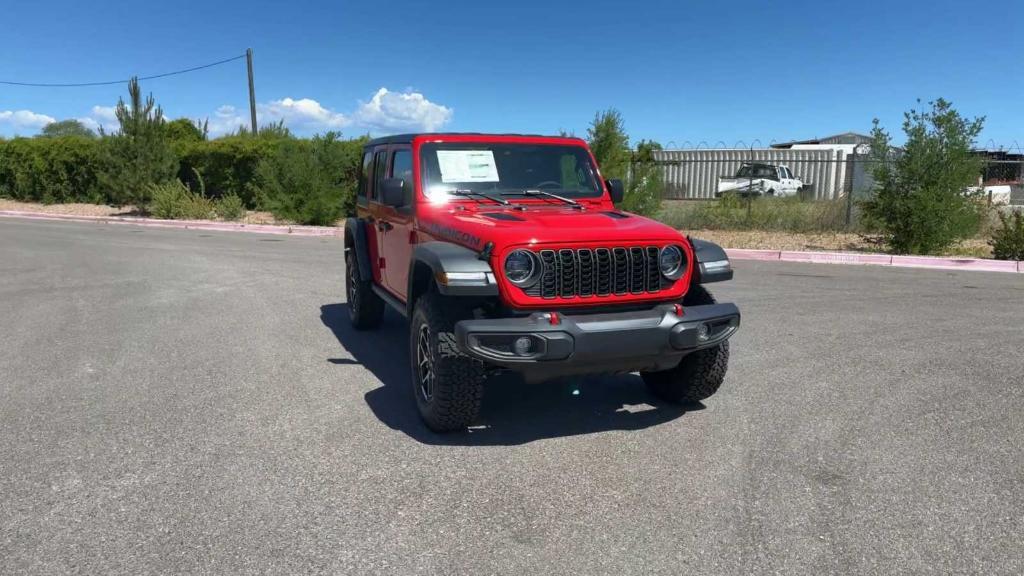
[0,199,294,226]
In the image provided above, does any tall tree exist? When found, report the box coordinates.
[164,118,206,143]
[862,98,985,254]
[586,109,630,180]
[586,109,664,216]
[622,139,664,216]
[38,119,96,139]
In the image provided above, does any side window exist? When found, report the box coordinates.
[372,150,388,202]
[390,149,413,207]
[357,151,372,204]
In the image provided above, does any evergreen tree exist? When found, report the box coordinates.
[98,77,178,206]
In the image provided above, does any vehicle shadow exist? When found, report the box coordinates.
[320,303,699,446]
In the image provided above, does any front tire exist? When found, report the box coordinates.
[410,293,485,432]
[641,285,730,404]
[345,249,384,330]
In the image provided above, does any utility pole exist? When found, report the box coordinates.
[246,48,258,135]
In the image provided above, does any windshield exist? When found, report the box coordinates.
[736,164,777,179]
[420,143,603,201]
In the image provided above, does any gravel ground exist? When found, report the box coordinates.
[0,199,284,225]
[1,217,1022,575]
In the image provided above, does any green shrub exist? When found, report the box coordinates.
[148,180,214,220]
[176,136,279,207]
[0,136,105,203]
[253,132,365,225]
[989,210,1024,260]
[215,193,245,221]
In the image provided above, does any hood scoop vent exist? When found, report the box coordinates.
[601,211,630,219]
[480,212,526,221]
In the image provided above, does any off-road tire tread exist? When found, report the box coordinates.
[411,293,485,432]
[346,250,384,330]
[642,285,730,403]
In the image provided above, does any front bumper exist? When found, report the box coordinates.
[454,303,740,382]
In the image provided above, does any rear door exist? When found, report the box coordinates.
[367,146,390,284]
[378,145,415,298]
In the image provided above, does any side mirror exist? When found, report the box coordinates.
[605,178,625,204]
[381,178,406,207]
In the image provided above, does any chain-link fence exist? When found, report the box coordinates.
[653,149,1023,203]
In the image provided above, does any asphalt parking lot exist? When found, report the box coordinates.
[1,217,1022,575]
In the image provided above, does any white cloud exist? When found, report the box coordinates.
[203,105,247,136]
[258,97,349,131]
[77,105,119,133]
[203,87,452,136]
[351,88,452,132]
[0,109,56,132]
[0,87,452,138]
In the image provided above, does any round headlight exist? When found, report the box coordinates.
[504,250,540,286]
[659,245,685,280]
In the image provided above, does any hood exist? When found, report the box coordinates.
[418,203,684,252]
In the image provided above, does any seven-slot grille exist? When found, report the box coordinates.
[525,246,668,299]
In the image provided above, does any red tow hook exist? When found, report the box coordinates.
[672,304,684,317]
[548,312,561,325]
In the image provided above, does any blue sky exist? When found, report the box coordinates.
[1,0,1021,148]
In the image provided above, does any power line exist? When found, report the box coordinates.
[0,54,247,87]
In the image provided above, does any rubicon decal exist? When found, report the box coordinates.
[422,221,482,249]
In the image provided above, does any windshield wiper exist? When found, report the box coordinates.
[448,189,510,206]
[502,189,583,209]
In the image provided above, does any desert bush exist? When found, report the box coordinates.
[989,209,1024,260]
[861,99,986,255]
[148,179,214,220]
[620,140,664,217]
[253,132,365,225]
[215,193,245,221]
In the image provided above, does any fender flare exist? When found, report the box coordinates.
[344,217,371,280]
[408,242,498,309]
[689,237,734,284]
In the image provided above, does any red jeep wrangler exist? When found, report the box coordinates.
[345,133,740,431]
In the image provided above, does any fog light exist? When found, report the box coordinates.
[696,323,710,342]
[513,337,533,356]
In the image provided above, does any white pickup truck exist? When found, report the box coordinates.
[717,163,804,198]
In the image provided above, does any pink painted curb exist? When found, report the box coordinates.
[889,255,1019,273]
[0,210,341,237]
[725,248,781,261]
[779,250,893,266]
[728,247,1021,274]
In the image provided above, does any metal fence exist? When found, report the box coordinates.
[652,149,1024,205]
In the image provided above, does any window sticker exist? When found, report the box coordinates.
[436,150,500,183]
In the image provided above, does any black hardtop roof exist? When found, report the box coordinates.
[365,132,583,147]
